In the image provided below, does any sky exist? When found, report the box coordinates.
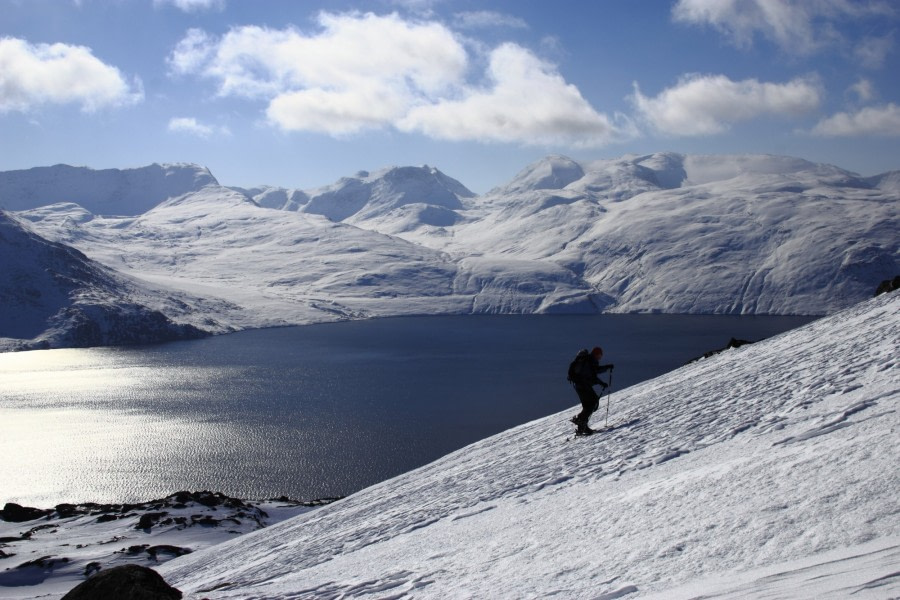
[2,0,899,194]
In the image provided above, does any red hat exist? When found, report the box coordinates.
[591,347,603,357]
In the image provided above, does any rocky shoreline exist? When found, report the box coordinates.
[0,491,339,599]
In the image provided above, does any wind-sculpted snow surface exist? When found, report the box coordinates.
[3,153,898,349]
[157,292,899,598]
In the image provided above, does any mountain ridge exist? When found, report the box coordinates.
[0,163,216,216]
[1,152,897,350]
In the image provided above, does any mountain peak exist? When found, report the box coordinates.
[303,164,474,223]
[494,155,586,195]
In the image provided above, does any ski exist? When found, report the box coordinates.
[565,427,599,442]
[565,418,641,442]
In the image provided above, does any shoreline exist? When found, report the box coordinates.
[0,490,338,599]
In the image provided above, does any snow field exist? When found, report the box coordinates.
[158,292,899,599]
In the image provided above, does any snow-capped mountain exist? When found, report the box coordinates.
[413,153,898,314]
[299,165,476,235]
[0,211,213,350]
[0,163,216,216]
[234,165,475,232]
[8,184,473,341]
[137,291,891,599]
[2,153,897,350]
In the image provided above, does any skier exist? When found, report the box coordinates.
[570,346,614,435]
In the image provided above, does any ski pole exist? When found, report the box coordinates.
[605,369,613,427]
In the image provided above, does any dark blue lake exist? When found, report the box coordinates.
[0,314,816,506]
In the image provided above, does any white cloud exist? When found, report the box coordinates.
[454,11,528,30]
[167,28,216,76]
[632,74,822,136]
[0,37,143,113]
[849,78,876,103]
[672,0,895,56]
[398,43,629,146]
[168,12,623,146]
[170,13,467,102]
[266,84,407,136]
[811,103,900,136]
[854,33,894,69]
[154,0,225,12]
[167,117,230,138]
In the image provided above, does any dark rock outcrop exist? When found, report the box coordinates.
[1,503,51,522]
[875,275,900,296]
[688,337,754,364]
[61,564,182,600]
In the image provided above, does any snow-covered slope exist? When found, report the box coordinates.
[12,185,478,332]
[429,153,898,314]
[154,291,899,599]
[0,211,214,351]
[0,163,216,216]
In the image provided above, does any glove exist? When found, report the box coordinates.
[599,381,608,389]
[608,364,615,370]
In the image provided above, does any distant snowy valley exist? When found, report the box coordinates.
[1,152,897,350]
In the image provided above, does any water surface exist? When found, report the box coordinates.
[0,314,816,506]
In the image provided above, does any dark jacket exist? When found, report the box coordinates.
[574,354,612,389]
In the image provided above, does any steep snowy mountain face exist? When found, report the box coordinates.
[2,154,897,349]
[157,292,899,599]
[0,211,209,350]
[867,169,900,193]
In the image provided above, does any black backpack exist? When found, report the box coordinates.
[567,349,590,384]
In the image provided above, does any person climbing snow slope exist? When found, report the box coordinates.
[568,346,614,435]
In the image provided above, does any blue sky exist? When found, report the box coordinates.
[2,0,899,193]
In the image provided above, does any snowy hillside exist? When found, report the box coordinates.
[11,185,478,334]
[147,291,898,599]
[2,153,897,350]
[241,153,897,315]
[419,153,898,314]
[0,211,215,351]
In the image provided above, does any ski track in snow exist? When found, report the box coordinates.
[150,292,900,600]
